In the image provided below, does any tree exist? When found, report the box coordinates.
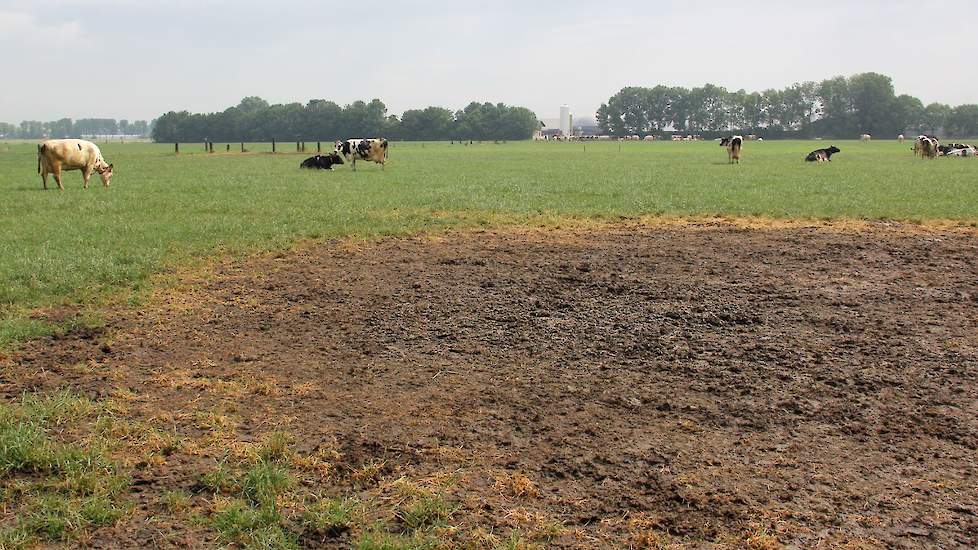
[400,107,454,141]
[892,95,925,135]
[924,103,952,135]
[947,104,978,137]
[847,72,897,135]
[237,96,270,115]
[48,118,73,138]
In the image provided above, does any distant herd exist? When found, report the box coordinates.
[31,133,974,189]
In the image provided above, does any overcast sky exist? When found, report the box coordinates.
[2,0,975,123]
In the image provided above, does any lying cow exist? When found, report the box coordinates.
[334,138,389,171]
[719,136,743,164]
[943,147,976,157]
[299,152,344,170]
[941,144,977,157]
[37,139,114,190]
[806,146,841,162]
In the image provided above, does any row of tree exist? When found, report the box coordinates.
[597,73,978,138]
[150,97,540,142]
[0,119,152,139]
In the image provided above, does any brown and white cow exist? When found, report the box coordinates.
[860,134,872,142]
[37,139,114,190]
[719,136,743,164]
[334,138,389,171]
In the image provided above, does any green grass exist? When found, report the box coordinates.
[2,139,977,348]
[0,393,130,548]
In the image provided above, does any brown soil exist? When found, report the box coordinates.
[3,222,977,548]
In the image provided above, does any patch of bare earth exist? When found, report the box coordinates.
[2,222,977,548]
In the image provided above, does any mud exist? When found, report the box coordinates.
[3,222,977,548]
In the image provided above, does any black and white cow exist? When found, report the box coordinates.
[941,144,977,157]
[719,136,743,164]
[806,146,841,162]
[299,152,344,170]
[915,135,940,159]
[334,138,389,171]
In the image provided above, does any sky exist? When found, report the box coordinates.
[2,0,976,123]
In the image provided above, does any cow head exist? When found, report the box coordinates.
[719,138,731,147]
[96,163,114,186]
[828,146,841,155]
[328,152,344,165]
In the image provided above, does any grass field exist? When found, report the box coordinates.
[1,138,977,347]
[3,139,978,548]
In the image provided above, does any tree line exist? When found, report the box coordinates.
[597,72,978,138]
[150,97,540,142]
[0,119,152,139]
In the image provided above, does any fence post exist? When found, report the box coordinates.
[241,142,245,153]
[175,142,179,154]
[272,139,276,153]
[317,141,321,153]
[296,141,300,152]
[226,144,230,152]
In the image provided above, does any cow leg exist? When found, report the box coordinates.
[41,168,48,190]
[82,167,92,189]
[53,166,64,190]
[352,158,357,172]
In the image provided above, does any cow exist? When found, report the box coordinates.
[940,144,977,157]
[37,139,114,190]
[806,146,842,162]
[898,134,906,144]
[860,134,872,142]
[915,135,940,159]
[334,138,389,171]
[719,136,743,164]
[943,146,976,157]
[299,152,344,170]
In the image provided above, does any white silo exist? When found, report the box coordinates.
[559,105,572,137]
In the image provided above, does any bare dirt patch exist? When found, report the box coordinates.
[3,223,977,548]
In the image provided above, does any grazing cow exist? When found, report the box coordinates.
[299,152,344,170]
[719,136,743,164]
[860,134,872,142]
[915,135,940,159]
[806,146,842,162]
[334,138,389,171]
[37,139,114,190]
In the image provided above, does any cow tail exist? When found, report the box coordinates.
[37,144,44,174]
[382,139,389,160]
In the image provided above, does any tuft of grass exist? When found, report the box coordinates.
[210,498,297,549]
[0,393,130,546]
[394,492,452,532]
[255,431,291,463]
[302,496,360,535]
[352,526,439,550]
[199,438,300,549]
[159,490,191,513]
[494,530,544,550]
[240,460,292,507]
